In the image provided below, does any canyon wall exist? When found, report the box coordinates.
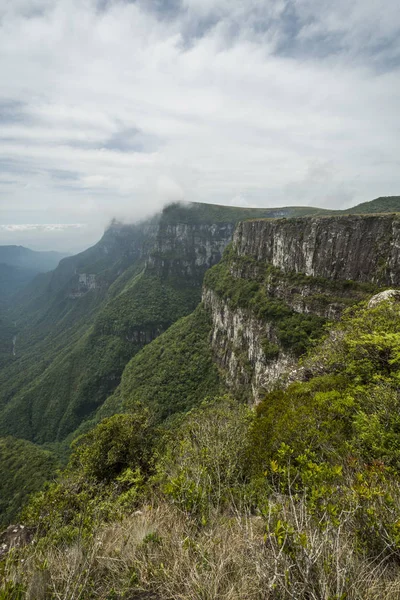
[203,214,400,401]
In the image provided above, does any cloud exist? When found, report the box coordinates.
[0,0,399,250]
[0,223,85,232]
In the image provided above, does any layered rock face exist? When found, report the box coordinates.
[233,215,400,285]
[203,214,400,401]
[147,222,235,281]
[0,205,239,444]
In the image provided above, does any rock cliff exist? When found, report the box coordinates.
[0,203,247,444]
[233,215,400,284]
[203,214,400,401]
[147,222,235,281]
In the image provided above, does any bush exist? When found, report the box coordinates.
[157,396,253,521]
[69,412,154,483]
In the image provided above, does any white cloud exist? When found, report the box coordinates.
[0,224,84,232]
[0,0,399,250]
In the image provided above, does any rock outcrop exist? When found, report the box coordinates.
[367,289,400,308]
[147,222,235,281]
[233,215,400,285]
[203,214,400,401]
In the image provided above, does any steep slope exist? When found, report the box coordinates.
[0,202,283,444]
[90,304,223,428]
[0,314,16,370]
[84,211,400,437]
[0,436,58,527]
[0,220,158,442]
[203,214,400,400]
[1,198,400,530]
[1,199,399,444]
[5,295,400,600]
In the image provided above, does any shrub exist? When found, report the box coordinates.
[156,396,253,521]
[69,411,154,483]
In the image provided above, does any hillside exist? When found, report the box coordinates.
[342,195,400,214]
[85,211,400,431]
[2,197,397,446]
[2,198,400,597]
[0,246,67,273]
[3,291,400,599]
[0,437,58,528]
[0,263,38,303]
[0,197,400,525]
[0,202,285,445]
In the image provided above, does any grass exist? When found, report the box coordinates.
[5,498,400,600]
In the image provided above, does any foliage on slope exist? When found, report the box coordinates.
[0,202,241,446]
[0,315,15,371]
[3,296,400,598]
[342,195,400,214]
[97,304,223,424]
[0,199,398,450]
[0,437,58,527]
[0,264,40,303]
[0,272,202,444]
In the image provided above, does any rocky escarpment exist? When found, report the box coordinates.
[147,222,235,281]
[203,214,400,401]
[233,214,400,285]
[0,203,248,444]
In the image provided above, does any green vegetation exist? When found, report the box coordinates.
[18,411,155,549]
[95,273,200,338]
[0,272,202,444]
[0,200,245,446]
[161,201,329,225]
[205,251,331,357]
[3,201,400,597]
[97,304,223,424]
[3,298,400,599]
[0,314,15,370]
[342,195,400,214]
[0,200,396,451]
[0,437,58,527]
[251,299,400,470]
[162,195,400,225]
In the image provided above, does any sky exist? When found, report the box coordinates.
[0,0,399,252]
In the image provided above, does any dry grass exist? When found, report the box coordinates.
[3,498,400,600]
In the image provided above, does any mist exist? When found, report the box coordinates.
[1,0,400,252]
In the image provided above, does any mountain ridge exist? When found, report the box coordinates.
[1,196,400,446]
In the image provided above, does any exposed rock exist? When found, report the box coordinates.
[368,289,400,308]
[233,215,400,286]
[0,524,34,558]
[203,288,295,401]
[147,222,235,281]
[204,214,400,401]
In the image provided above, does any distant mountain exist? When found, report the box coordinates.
[0,246,68,303]
[0,245,67,273]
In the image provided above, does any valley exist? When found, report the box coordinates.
[1,196,400,599]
